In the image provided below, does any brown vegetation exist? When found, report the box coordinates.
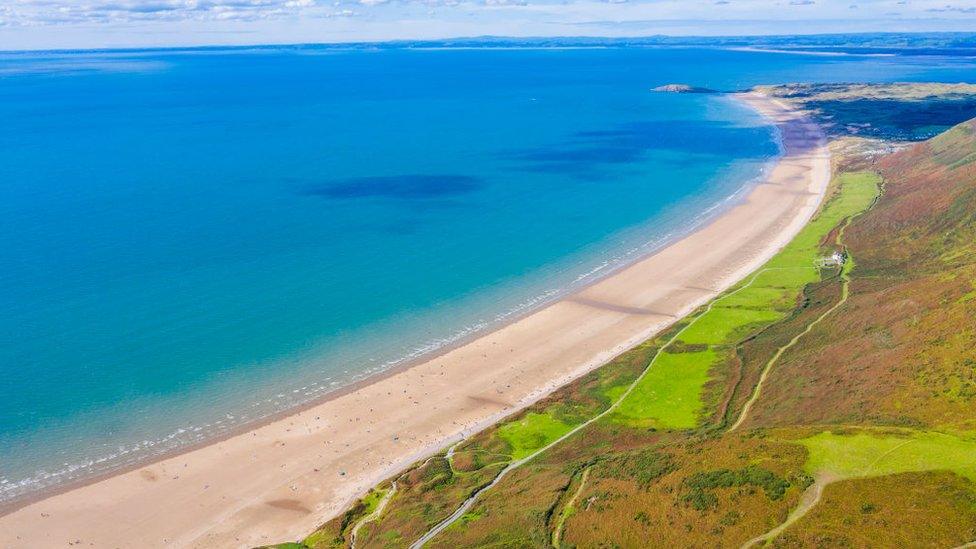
[747,120,976,431]
[283,95,976,549]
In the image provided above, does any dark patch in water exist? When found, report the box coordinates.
[301,174,484,200]
[517,146,646,164]
[507,119,775,180]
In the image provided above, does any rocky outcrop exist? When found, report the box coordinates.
[651,84,716,93]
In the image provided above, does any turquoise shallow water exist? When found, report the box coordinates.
[2,45,976,502]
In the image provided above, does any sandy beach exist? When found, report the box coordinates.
[0,91,830,548]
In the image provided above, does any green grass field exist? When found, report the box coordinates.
[286,112,976,549]
[800,430,976,481]
[612,349,719,428]
[470,174,883,444]
[608,171,882,430]
[292,171,885,548]
[360,488,390,514]
[497,412,574,460]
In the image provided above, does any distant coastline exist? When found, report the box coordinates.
[4,31,976,56]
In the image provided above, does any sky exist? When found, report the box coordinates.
[1,0,976,50]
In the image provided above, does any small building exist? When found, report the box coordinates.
[816,251,845,268]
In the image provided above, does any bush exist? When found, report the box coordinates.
[681,465,790,510]
[595,450,677,489]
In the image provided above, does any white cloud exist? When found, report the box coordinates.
[483,0,528,6]
[3,0,976,49]
[3,0,330,26]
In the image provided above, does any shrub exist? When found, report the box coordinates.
[681,465,790,511]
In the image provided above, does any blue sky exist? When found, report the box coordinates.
[1,0,975,50]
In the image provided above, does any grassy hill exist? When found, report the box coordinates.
[271,94,976,548]
[746,120,976,433]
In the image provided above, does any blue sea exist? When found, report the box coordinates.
[2,45,976,502]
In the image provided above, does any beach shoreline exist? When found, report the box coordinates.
[0,94,776,513]
[0,107,773,513]
[0,91,830,548]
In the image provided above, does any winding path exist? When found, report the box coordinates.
[349,482,397,549]
[349,439,464,547]
[740,473,835,548]
[408,266,810,548]
[728,266,850,432]
[735,185,881,546]
[409,203,872,548]
[551,466,591,548]
[742,438,920,548]
[729,180,879,433]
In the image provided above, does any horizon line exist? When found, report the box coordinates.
[3,30,976,56]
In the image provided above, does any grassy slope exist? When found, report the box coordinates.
[772,471,976,547]
[497,412,575,460]
[748,122,976,433]
[278,98,976,549]
[800,430,976,481]
[429,172,880,549]
[744,119,976,546]
[294,163,881,549]
[612,172,879,431]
